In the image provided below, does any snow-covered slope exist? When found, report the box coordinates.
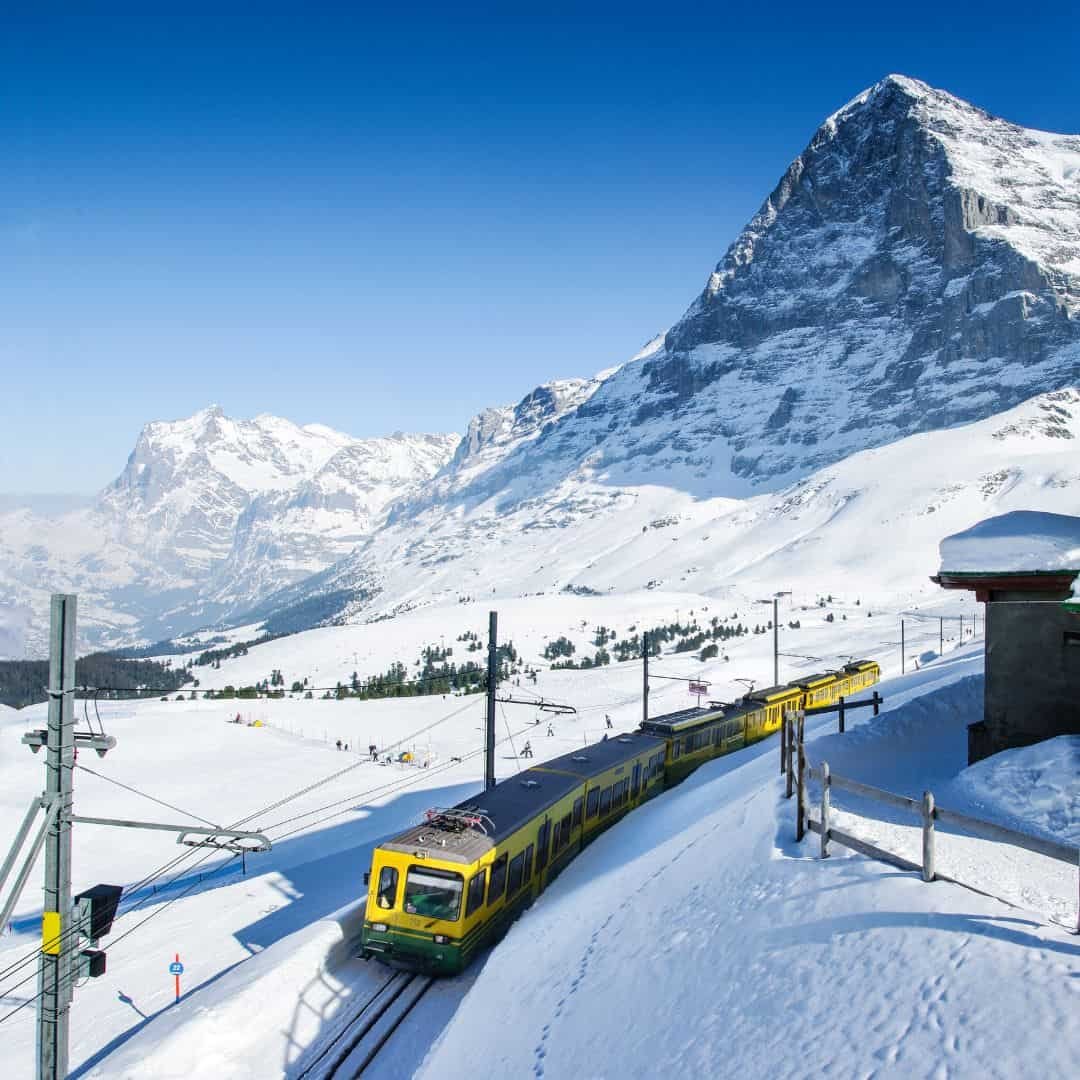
[8,644,1074,1079]
[265,386,1080,633]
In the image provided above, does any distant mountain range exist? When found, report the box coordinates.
[3,74,1079,658]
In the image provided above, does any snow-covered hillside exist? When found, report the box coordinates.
[259,386,1080,639]
[3,630,1075,1079]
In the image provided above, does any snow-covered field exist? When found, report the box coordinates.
[2,621,1076,1078]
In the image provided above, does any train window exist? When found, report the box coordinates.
[404,866,464,921]
[672,740,681,759]
[523,844,535,885]
[376,866,399,910]
[631,763,641,798]
[599,786,612,815]
[586,788,600,818]
[536,821,551,870]
[560,813,572,847]
[487,854,508,906]
[572,797,584,828]
[507,852,525,895]
[552,820,562,851]
[465,869,487,917]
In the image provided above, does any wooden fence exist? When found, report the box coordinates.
[781,709,1080,934]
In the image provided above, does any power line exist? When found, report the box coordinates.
[75,764,220,829]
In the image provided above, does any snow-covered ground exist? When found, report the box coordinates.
[2,627,1076,1078]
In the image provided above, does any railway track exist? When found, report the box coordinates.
[297,971,435,1079]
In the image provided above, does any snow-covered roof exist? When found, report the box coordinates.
[938,511,1080,575]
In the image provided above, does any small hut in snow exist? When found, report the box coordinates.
[931,511,1080,763]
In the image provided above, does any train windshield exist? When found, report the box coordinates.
[404,866,464,921]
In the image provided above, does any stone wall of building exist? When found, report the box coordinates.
[979,593,1080,762]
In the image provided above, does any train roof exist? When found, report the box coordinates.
[745,683,803,703]
[641,702,752,734]
[384,768,583,863]
[845,659,878,671]
[382,730,663,862]
[793,672,837,688]
[534,730,666,780]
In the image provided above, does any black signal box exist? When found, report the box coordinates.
[74,884,124,940]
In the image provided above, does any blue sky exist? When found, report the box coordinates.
[3,6,1078,493]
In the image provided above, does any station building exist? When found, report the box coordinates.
[932,511,1080,764]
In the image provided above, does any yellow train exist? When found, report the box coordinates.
[360,659,879,974]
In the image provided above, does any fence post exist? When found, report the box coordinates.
[838,696,845,734]
[922,791,936,882]
[873,691,880,717]
[785,717,794,799]
[796,724,806,842]
[820,762,830,858]
[780,711,787,775]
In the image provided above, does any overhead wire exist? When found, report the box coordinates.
[75,763,221,829]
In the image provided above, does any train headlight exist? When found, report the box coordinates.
[433,934,448,944]
[372,923,388,933]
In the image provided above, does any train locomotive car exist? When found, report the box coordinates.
[360,658,879,974]
[360,731,665,974]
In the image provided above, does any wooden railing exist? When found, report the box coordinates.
[782,709,1080,934]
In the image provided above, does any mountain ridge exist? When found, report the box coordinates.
[3,74,1079,656]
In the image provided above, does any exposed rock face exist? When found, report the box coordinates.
[426,75,1079,505]
[623,75,1080,486]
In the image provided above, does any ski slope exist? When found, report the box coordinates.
[2,634,1076,1079]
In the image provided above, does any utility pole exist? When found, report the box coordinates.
[38,593,76,1080]
[485,610,497,791]
[642,631,650,726]
[901,618,905,675]
[772,597,779,686]
[0,594,270,1080]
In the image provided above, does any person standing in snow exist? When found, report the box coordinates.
[547,723,554,737]
[522,740,533,758]
[369,743,378,761]
[336,739,342,751]
[605,714,613,729]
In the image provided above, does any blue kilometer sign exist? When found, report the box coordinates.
[169,962,184,975]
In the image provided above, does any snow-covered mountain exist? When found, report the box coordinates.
[0,410,459,657]
[253,75,1080,629]
[418,75,1080,510]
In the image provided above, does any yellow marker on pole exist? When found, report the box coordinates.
[42,911,61,955]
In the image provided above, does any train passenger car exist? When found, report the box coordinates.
[360,731,665,974]
[641,702,758,784]
[837,659,880,696]
[743,683,803,740]
[795,672,842,709]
